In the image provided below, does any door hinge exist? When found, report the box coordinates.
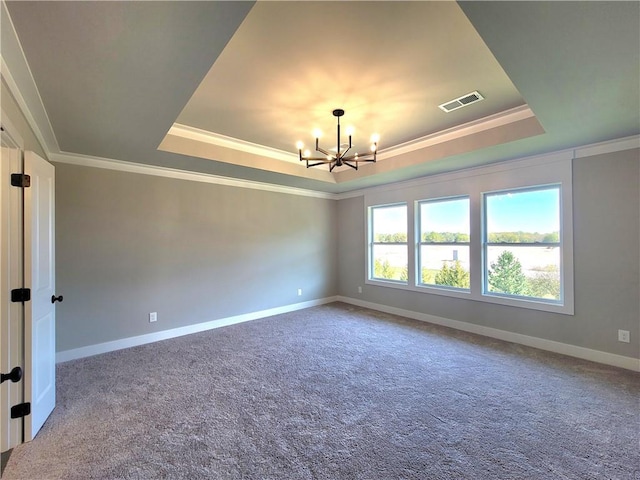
[10,288,31,303]
[10,402,31,419]
[10,173,31,188]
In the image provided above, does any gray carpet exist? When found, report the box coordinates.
[3,302,639,479]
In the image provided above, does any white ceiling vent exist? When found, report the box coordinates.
[439,91,484,113]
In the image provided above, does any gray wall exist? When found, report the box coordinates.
[55,163,338,352]
[338,148,640,359]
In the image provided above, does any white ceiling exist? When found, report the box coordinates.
[3,1,639,193]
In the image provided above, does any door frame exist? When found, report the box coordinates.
[1,109,26,453]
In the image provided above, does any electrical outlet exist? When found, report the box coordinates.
[149,312,158,323]
[358,286,362,294]
[297,288,302,296]
[618,329,630,343]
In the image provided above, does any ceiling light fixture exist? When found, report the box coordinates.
[296,109,379,172]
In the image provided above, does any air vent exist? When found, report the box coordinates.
[438,91,484,113]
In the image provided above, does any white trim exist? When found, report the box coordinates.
[573,135,640,159]
[50,151,336,200]
[0,107,24,149]
[169,123,299,164]
[169,106,535,165]
[46,134,639,202]
[340,150,573,200]
[337,296,640,372]
[363,154,574,315]
[336,135,640,200]
[0,1,59,154]
[56,296,339,363]
[377,105,535,161]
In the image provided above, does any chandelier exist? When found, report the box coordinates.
[296,109,379,171]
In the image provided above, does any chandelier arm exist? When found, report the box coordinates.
[307,160,333,168]
[342,152,375,163]
[306,157,333,163]
[315,145,332,157]
[341,160,358,170]
[340,145,352,159]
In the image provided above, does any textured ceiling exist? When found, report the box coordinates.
[3,1,639,193]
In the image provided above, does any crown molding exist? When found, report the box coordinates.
[573,135,640,159]
[167,105,537,167]
[50,151,337,200]
[335,134,640,200]
[0,1,59,154]
[0,106,24,148]
[376,104,536,160]
[168,123,299,163]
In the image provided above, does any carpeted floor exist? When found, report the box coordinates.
[3,302,639,479]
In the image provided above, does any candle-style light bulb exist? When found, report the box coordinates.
[296,141,304,150]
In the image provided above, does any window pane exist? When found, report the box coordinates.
[370,204,407,282]
[372,204,407,242]
[419,197,469,289]
[420,197,469,243]
[486,246,561,301]
[486,187,560,243]
[420,245,470,288]
[372,245,408,281]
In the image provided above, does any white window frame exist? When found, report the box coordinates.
[364,152,574,314]
[482,184,564,307]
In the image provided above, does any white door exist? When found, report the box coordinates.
[23,151,56,441]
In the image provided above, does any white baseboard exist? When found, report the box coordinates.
[56,296,339,363]
[337,296,640,372]
[57,295,639,372]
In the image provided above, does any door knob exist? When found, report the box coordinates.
[1,366,22,384]
[51,295,63,304]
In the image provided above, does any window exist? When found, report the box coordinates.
[369,204,408,283]
[364,153,573,314]
[418,197,470,290]
[483,185,562,303]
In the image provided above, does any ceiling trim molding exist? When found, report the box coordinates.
[48,134,638,201]
[0,1,60,154]
[336,151,572,200]
[573,135,640,159]
[376,105,536,160]
[335,134,640,200]
[50,151,337,200]
[167,105,537,167]
[0,106,24,148]
[168,123,299,163]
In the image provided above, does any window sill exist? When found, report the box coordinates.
[365,278,573,315]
